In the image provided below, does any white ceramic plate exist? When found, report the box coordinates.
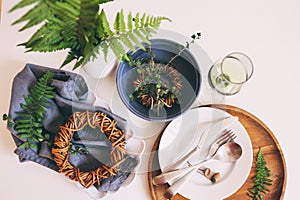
[158,107,253,199]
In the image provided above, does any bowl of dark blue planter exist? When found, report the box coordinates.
[116,39,201,122]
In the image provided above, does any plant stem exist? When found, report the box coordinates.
[166,32,201,66]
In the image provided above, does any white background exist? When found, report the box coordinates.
[1,0,299,199]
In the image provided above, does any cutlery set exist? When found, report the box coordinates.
[152,116,243,198]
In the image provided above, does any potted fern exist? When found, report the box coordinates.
[10,0,170,70]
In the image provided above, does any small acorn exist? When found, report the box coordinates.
[202,168,211,178]
[211,172,221,183]
[197,167,211,178]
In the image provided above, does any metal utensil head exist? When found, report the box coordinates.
[197,116,238,154]
[214,142,243,162]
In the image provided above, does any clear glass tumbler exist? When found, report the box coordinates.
[208,52,254,95]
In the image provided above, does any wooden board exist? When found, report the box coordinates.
[148,104,287,200]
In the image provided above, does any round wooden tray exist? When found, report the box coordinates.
[148,104,287,200]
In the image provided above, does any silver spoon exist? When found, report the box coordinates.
[159,142,243,199]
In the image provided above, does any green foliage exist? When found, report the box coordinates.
[69,143,89,155]
[10,0,170,70]
[128,46,183,114]
[2,114,14,127]
[248,148,273,200]
[166,32,201,66]
[83,10,171,68]
[128,33,201,114]
[14,71,55,150]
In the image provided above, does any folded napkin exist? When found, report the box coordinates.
[7,63,138,192]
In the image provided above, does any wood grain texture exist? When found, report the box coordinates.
[148,104,287,200]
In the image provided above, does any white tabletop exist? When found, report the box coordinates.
[0,0,298,199]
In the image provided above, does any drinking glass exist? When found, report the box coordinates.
[208,52,253,95]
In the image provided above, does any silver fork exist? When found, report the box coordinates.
[153,130,236,185]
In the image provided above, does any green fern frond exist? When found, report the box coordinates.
[85,11,170,64]
[127,31,146,50]
[120,34,135,52]
[10,0,170,69]
[64,0,80,10]
[76,0,99,42]
[9,0,38,12]
[140,27,152,37]
[23,24,49,48]
[114,9,126,34]
[54,1,80,17]
[140,13,146,27]
[134,29,151,44]
[247,148,273,200]
[99,9,113,37]
[145,26,158,34]
[99,0,114,3]
[127,12,133,31]
[73,57,85,70]
[109,38,126,60]
[26,27,64,52]
[99,41,109,62]
[12,2,50,31]
[14,71,55,150]
[134,13,140,28]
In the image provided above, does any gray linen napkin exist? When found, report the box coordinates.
[7,63,138,192]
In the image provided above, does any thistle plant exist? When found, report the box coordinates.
[10,0,170,69]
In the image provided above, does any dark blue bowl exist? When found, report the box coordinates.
[116,39,201,122]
